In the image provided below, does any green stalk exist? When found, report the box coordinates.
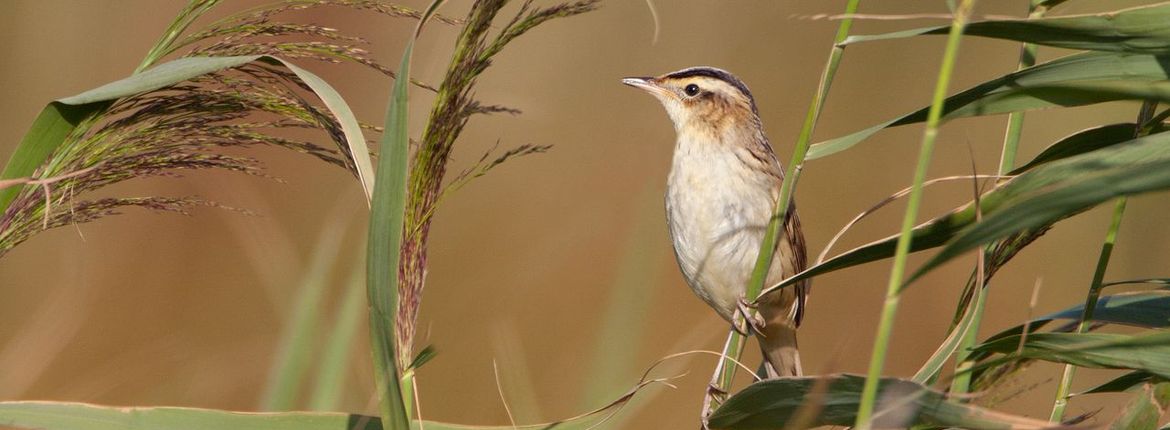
[995,0,1047,176]
[854,1,976,428]
[1049,197,1127,421]
[951,0,1049,396]
[714,0,863,394]
[1049,101,1155,421]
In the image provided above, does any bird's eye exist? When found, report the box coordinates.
[684,84,700,97]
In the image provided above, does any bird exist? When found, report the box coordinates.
[622,66,808,378]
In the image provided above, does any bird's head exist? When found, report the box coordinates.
[622,66,760,136]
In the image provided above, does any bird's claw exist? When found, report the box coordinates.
[735,298,766,335]
[706,383,728,396]
[701,384,727,429]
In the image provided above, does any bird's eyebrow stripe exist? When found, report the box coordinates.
[663,68,754,101]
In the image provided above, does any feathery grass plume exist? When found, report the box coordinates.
[394,0,600,368]
[0,1,449,257]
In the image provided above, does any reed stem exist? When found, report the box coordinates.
[855,1,976,427]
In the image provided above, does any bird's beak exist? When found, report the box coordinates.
[622,76,669,98]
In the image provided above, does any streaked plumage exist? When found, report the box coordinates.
[623,66,808,377]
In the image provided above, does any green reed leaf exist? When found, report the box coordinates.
[1008,123,1150,174]
[768,128,1170,292]
[966,290,1170,371]
[1079,371,1160,395]
[974,331,1170,379]
[807,52,1170,160]
[0,104,104,212]
[843,3,1170,55]
[907,136,1170,284]
[708,374,1052,430]
[365,2,444,428]
[1041,290,1170,329]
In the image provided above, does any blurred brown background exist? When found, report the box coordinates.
[1,0,1165,428]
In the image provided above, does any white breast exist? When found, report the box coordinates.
[665,134,779,322]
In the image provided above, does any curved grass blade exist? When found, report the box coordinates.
[0,104,104,212]
[0,55,373,214]
[365,1,445,428]
[974,331,1170,379]
[842,3,1170,55]
[806,52,1170,160]
[707,374,1052,430]
[1078,371,1160,395]
[766,128,1170,293]
[1009,123,1144,174]
[1041,290,1170,329]
[911,281,982,384]
[906,142,1170,285]
[966,290,1170,371]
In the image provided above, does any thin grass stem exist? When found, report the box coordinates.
[1049,196,1128,421]
[854,1,976,428]
[1049,101,1156,421]
[950,0,1050,397]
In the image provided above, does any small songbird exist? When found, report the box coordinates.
[622,67,808,378]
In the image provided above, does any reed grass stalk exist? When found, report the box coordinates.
[855,1,976,427]
[1048,197,1127,421]
[950,0,1050,397]
[1049,102,1155,421]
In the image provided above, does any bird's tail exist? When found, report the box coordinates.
[758,311,802,378]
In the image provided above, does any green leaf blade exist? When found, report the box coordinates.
[365,39,415,430]
[843,4,1170,55]
[0,103,104,212]
[708,374,1051,430]
[807,52,1170,160]
[778,128,1170,291]
[975,331,1170,379]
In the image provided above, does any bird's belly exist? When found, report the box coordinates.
[666,169,775,322]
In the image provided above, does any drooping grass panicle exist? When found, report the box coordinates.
[394,0,600,367]
[0,2,425,256]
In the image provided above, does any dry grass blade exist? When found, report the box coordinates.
[642,0,660,45]
[492,360,519,430]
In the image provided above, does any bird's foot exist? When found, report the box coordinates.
[735,298,766,336]
[706,383,728,396]
[700,384,727,429]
